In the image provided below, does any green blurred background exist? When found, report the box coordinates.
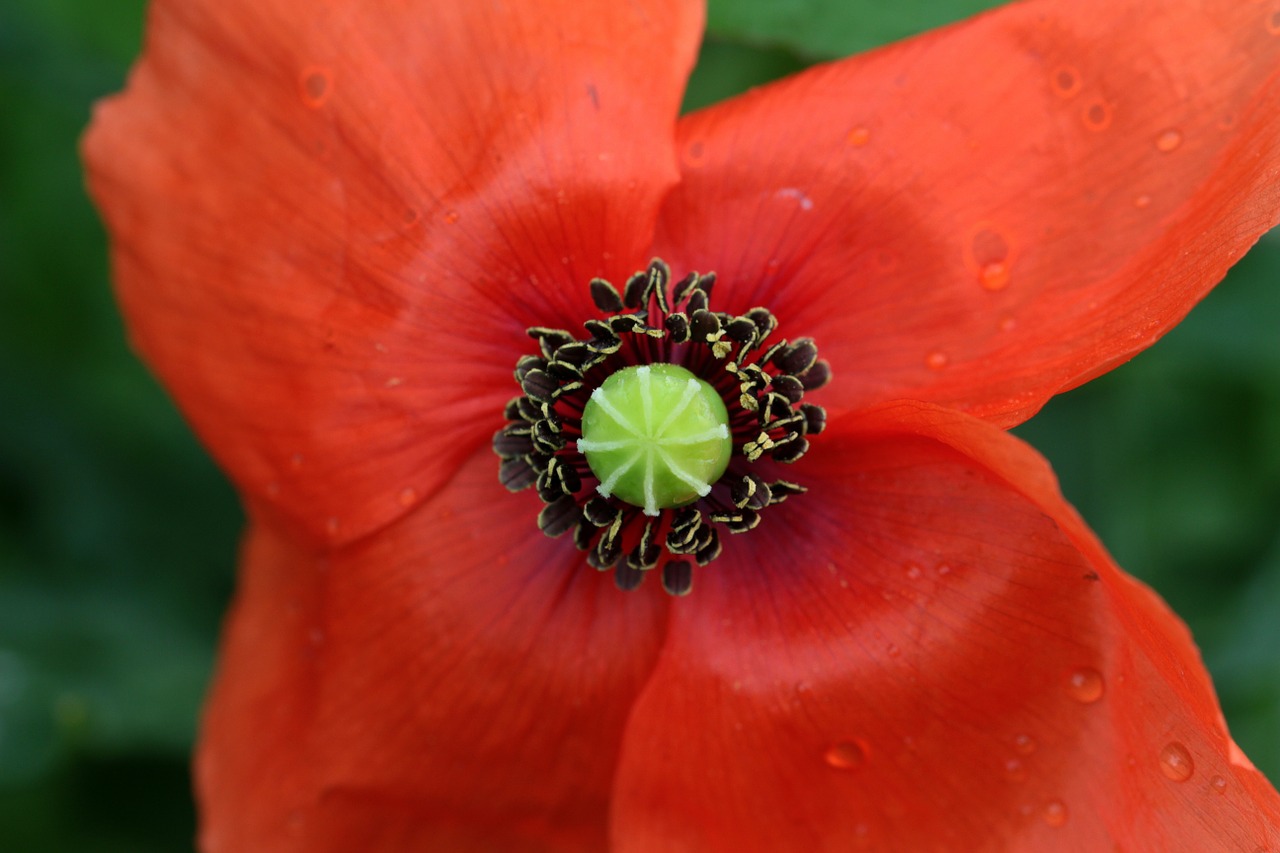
[1,0,1276,849]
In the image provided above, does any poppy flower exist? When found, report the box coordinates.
[83,0,1280,849]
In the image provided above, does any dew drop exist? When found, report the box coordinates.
[847,126,871,147]
[925,351,949,370]
[683,140,706,168]
[1267,9,1280,35]
[980,261,1010,291]
[443,210,460,224]
[885,643,901,658]
[290,452,305,471]
[824,740,866,770]
[265,481,282,498]
[1210,774,1228,794]
[874,250,898,272]
[967,227,1012,291]
[905,563,923,580]
[1050,66,1082,99]
[936,563,953,577]
[1065,667,1105,703]
[1154,128,1183,153]
[1081,99,1113,132]
[1159,741,1194,782]
[298,66,332,109]
[398,487,417,507]
[1043,800,1068,828]
[325,517,340,537]
[999,315,1017,333]
[1004,757,1028,783]
[1014,733,1037,755]
[1133,194,1152,209]
[402,208,421,227]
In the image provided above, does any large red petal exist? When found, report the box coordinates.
[83,0,702,546]
[196,446,670,852]
[656,0,1280,426]
[610,402,1280,850]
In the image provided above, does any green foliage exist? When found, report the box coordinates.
[706,0,1003,59]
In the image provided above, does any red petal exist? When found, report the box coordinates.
[83,0,702,545]
[656,0,1280,426]
[610,402,1280,850]
[196,447,670,852]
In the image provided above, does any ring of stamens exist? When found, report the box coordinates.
[493,259,829,596]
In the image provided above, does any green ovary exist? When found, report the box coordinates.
[578,363,732,516]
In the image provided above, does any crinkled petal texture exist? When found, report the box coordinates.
[199,404,1280,851]
[197,450,670,852]
[610,403,1280,851]
[82,0,703,546]
[657,0,1280,426]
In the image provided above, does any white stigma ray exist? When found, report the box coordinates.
[575,438,636,452]
[655,447,714,497]
[586,386,641,437]
[657,424,730,446]
[652,378,701,438]
[596,449,642,498]
[644,450,658,516]
[637,366,654,435]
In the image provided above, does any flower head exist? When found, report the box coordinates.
[84,0,1280,849]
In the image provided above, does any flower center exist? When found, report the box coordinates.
[579,364,732,515]
[493,259,829,595]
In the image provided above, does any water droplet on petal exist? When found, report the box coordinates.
[1065,667,1105,703]
[1155,129,1183,152]
[1210,774,1228,794]
[824,740,866,770]
[1043,800,1068,827]
[980,262,1010,291]
[398,487,417,507]
[1159,742,1194,782]
[325,517,340,537]
[1049,66,1082,99]
[1133,194,1152,209]
[1004,757,1028,783]
[299,66,332,109]
[967,227,1013,291]
[936,563,953,577]
[925,351,949,371]
[874,250,898,272]
[443,210,460,224]
[905,563,923,580]
[682,140,706,168]
[1014,733,1037,755]
[1081,99,1113,132]
[847,126,871,147]
[1267,9,1280,35]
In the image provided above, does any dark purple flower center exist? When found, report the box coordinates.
[493,259,828,595]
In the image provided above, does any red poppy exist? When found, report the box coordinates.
[84,0,1280,849]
